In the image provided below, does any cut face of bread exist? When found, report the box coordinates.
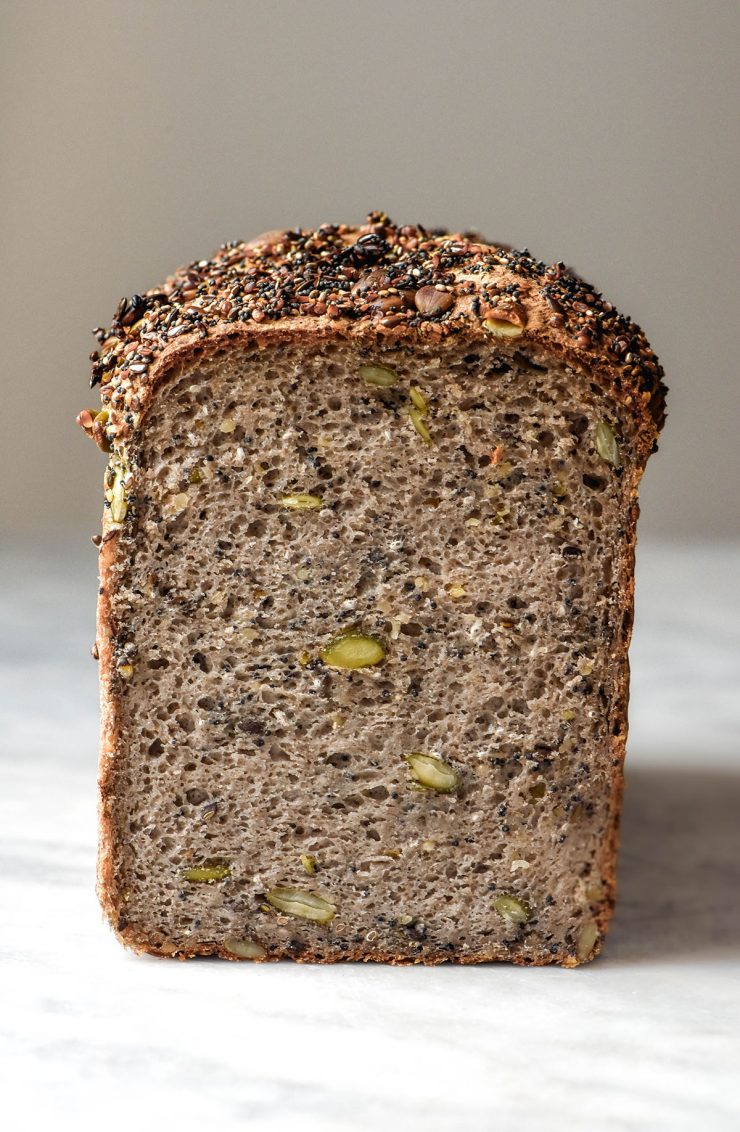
[99,335,643,965]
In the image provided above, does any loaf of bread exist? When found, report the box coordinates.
[81,212,665,965]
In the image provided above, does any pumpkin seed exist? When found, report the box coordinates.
[405,752,459,794]
[410,386,428,413]
[183,862,231,883]
[280,493,323,510]
[494,893,531,925]
[320,631,386,669]
[223,937,266,959]
[483,317,523,338]
[576,919,600,961]
[359,363,398,387]
[595,420,621,468]
[107,459,128,523]
[409,406,432,444]
[266,887,336,923]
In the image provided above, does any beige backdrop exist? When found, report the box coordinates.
[1,0,738,539]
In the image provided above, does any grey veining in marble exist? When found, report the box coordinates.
[1,540,739,1131]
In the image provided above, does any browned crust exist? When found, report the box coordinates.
[96,528,123,927]
[90,213,666,966]
[87,211,666,452]
[108,938,587,968]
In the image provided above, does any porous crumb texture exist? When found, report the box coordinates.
[102,337,639,965]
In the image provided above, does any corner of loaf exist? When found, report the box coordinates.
[84,214,665,966]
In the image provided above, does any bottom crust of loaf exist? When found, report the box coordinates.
[109,921,613,967]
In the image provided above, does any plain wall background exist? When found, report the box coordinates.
[1,0,738,540]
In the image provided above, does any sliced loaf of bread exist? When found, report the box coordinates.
[82,213,665,965]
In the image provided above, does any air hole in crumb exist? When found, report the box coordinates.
[418,555,441,576]
[583,473,607,491]
[326,752,351,768]
[364,785,390,802]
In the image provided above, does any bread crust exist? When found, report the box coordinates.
[89,214,665,965]
[89,212,665,450]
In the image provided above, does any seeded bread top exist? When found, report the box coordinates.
[85,211,666,449]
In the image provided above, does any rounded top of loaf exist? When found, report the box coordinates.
[87,211,666,443]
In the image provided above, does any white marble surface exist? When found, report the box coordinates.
[1,540,739,1131]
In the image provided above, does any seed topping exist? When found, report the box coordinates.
[84,212,666,457]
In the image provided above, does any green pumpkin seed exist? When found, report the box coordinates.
[320,631,386,669]
[183,862,231,883]
[405,752,459,793]
[576,919,599,961]
[595,421,621,468]
[266,887,336,923]
[223,937,266,959]
[409,386,428,413]
[494,893,531,925]
[359,363,398,387]
[107,459,128,523]
[280,493,323,510]
[409,406,432,444]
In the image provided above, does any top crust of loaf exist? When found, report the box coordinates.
[86,212,666,457]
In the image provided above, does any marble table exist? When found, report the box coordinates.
[2,540,738,1131]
